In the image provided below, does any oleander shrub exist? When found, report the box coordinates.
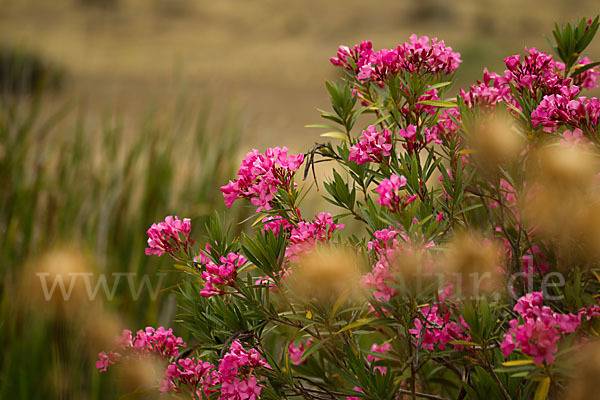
[98,17,600,400]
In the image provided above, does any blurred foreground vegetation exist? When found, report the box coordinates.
[0,66,246,397]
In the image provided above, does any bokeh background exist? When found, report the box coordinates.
[1,0,599,398]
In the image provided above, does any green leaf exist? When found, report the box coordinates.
[426,81,453,91]
[570,61,600,78]
[304,123,345,132]
[298,337,330,362]
[449,340,479,347]
[417,100,457,108]
[320,132,350,142]
[336,318,375,334]
[533,377,550,400]
[502,359,535,367]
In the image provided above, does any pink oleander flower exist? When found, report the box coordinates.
[161,339,273,400]
[500,292,595,364]
[218,340,269,400]
[285,212,344,262]
[571,57,600,89]
[375,174,412,212]
[330,35,460,82]
[96,327,186,372]
[349,125,392,165]
[145,216,192,257]
[362,227,435,302]
[262,216,293,236]
[460,68,515,110]
[220,147,304,212]
[368,343,392,374]
[397,124,441,155]
[288,339,312,365]
[429,107,462,142]
[96,351,117,372]
[330,41,374,72]
[200,252,247,298]
[560,128,592,147]
[396,34,462,75]
[161,339,270,400]
[532,85,600,133]
[159,358,219,398]
[409,305,471,351]
[530,85,581,131]
[498,47,570,98]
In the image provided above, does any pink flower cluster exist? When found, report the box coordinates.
[361,229,404,301]
[96,327,185,372]
[368,343,392,374]
[160,358,220,397]
[499,47,569,97]
[429,107,461,142]
[348,125,392,165]
[220,147,304,212]
[398,124,442,155]
[329,40,374,76]
[361,228,434,302]
[145,216,192,257]
[560,128,592,147]
[200,252,247,298]
[285,212,344,262]
[500,292,584,364]
[501,293,600,364]
[262,216,293,236]
[288,338,312,365]
[531,85,600,132]
[218,340,269,400]
[331,35,461,81]
[409,305,471,351]
[460,68,513,110]
[376,174,416,212]
[160,339,269,400]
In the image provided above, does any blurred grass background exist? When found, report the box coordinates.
[1,0,599,398]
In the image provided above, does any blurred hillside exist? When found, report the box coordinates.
[1,0,599,152]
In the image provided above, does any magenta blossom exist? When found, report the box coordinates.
[145,216,192,257]
[460,68,514,110]
[160,339,269,400]
[532,85,600,133]
[330,35,460,82]
[349,125,392,165]
[409,305,471,351]
[500,292,600,364]
[288,339,312,365]
[96,327,186,372]
[375,174,412,212]
[285,212,344,262]
[368,343,392,374]
[200,252,247,298]
[497,47,570,97]
[220,147,304,212]
[361,227,435,302]
[262,216,293,236]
